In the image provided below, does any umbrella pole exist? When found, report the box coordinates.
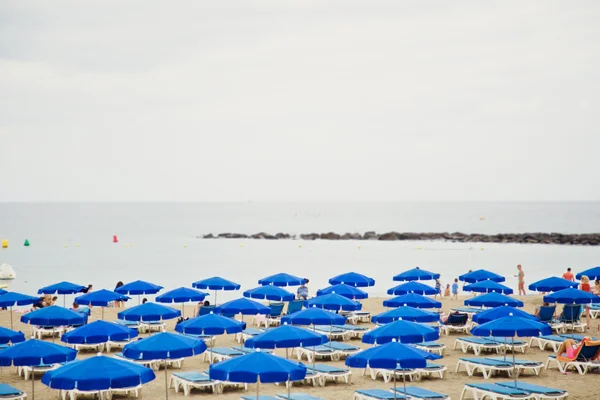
[63,294,66,308]
[285,348,288,359]
[10,306,13,330]
[512,337,516,387]
[256,379,259,400]
[31,367,35,400]
[210,337,214,364]
[393,373,397,400]
[164,359,169,400]
[214,290,217,306]
[312,325,316,369]
[504,337,507,361]
[402,373,407,397]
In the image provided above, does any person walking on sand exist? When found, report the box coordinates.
[451,278,459,300]
[434,278,442,299]
[515,264,526,296]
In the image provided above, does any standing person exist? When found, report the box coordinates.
[434,278,442,299]
[579,276,592,329]
[592,279,600,296]
[114,281,124,308]
[514,265,526,296]
[297,279,309,300]
[562,268,574,282]
[451,278,459,300]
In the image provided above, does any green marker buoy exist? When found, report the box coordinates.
[24,239,30,247]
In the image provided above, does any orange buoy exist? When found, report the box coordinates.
[113,235,119,243]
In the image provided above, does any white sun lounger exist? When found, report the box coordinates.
[489,337,529,354]
[235,328,265,344]
[306,363,352,384]
[369,363,447,383]
[277,369,324,388]
[170,371,222,395]
[296,345,338,362]
[334,324,370,339]
[528,335,566,352]
[106,338,134,352]
[355,386,450,400]
[66,342,105,352]
[313,325,352,341]
[456,357,542,379]
[0,385,26,400]
[139,321,166,334]
[276,393,325,400]
[32,325,65,340]
[113,353,159,370]
[347,311,372,324]
[454,337,503,355]
[203,347,246,363]
[460,383,535,400]
[60,388,109,400]
[413,341,446,356]
[485,357,543,377]
[18,363,61,380]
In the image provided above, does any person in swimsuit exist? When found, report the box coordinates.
[515,264,526,296]
[579,276,591,329]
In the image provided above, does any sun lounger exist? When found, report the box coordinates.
[277,369,324,388]
[545,339,600,375]
[414,341,446,356]
[0,384,26,400]
[370,363,447,383]
[558,305,585,333]
[392,386,449,399]
[537,306,564,333]
[528,335,565,352]
[589,304,600,319]
[61,388,110,400]
[67,342,105,352]
[183,333,215,346]
[105,338,134,352]
[334,324,370,339]
[139,321,166,334]
[496,382,568,400]
[203,347,245,363]
[170,371,222,395]
[454,337,503,355]
[18,363,62,380]
[236,328,265,343]
[456,357,514,379]
[114,319,141,330]
[450,307,482,316]
[347,310,372,324]
[114,352,159,370]
[197,305,216,316]
[306,363,352,384]
[460,383,534,400]
[231,346,272,355]
[296,345,339,362]
[439,313,470,335]
[32,325,64,340]
[313,325,352,341]
[323,341,361,357]
[485,357,543,376]
[262,303,285,328]
[488,337,529,353]
[277,393,325,400]
[354,389,407,400]
[241,396,279,400]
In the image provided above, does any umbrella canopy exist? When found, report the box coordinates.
[472,306,538,325]
[245,324,327,349]
[387,282,438,296]
[215,298,271,316]
[0,327,26,345]
[471,315,551,338]
[543,288,600,305]
[38,281,85,295]
[372,306,440,324]
[21,306,85,327]
[463,280,513,294]
[459,269,505,283]
[42,355,155,391]
[115,280,163,295]
[346,341,439,369]
[61,321,138,345]
[576,266,600,280]
[363,319,439,344]
[0,339,77,366]
[258,273,306,287]
[529,277,578,292]
[305,293,362,311]
[117,302,181,322]
[123,332,206,360]
[316,284,368,300]
[0,291,39,307]
[383,293,442,309]
[192,276,241,291]
[281,307,346,326]
[156,287,208,303]
[393,268,440,282]
[209,350,306,383]
[465,293,523,308]
[75,289,130,307]
[175,313,244,335]
[328,272,375,287]
[243,286,295,302]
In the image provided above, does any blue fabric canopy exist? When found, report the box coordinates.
[21,306,85,327]
[471,315,552,337]
[346,341,438,369]
[464,293,523,308]
[209,350,306,383]
[472,306,538,325]
[383,293,442,309]
[529,277,578,292]
[42,355,155,391]
[175,313,244,335]
[463,280,513,295]
[38,281,85,295]
[215,298,271,316]
[0,327,26,345]
[243,286,295,302]
[156,287,208,303]
[363,319,439,344]
[192,277,241,291]
[393,268,440,282]
[576,266,600,280]
[258,273,306,287]
[0,339,77,366]
[0,292,39,307]
[75,289,130,307]
[543,288,600,305]
[281,307,346,325]
[316,284,368,300]
[123,332,206,360]
[305,293,362,311]
[459,269,505,283]
[61,320,138,345]
[372,306,440,324]
[329,272,375,287]
[117,302,181,322]
[387,282,438,296]
[245,324,327,349]
[115,280,163,295]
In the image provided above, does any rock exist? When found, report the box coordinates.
[300,233,319,240]
[363,231,379,240]
[276,233,291,239]
[379,232,399,241]
[202,233,215,239]
[218,233,248,239]
[250,232,278,240]
[320,232,341,240]
[340,233,362,240]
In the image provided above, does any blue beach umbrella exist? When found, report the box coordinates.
[329,272,375,287]
[115,280,163,303]
[258,273,306,287]
[459,269,505,283]
[281,307,346,326]
[62,320,138,345]
[543,288,600,305]
[0,339,77,400]
[156,287,209,318]
[243,286,295,302]
[215,298,271,320]
[471,306,538,325]
[363,319,439,345]
[209,350,306,400]
[393,268,440,282]
[245,324,327,350]
[75,289,130,320]
[38,282,86,307]
[463,280,514,294]
[576,266,600,280]
[42,355,155,394]
[387,281,438,296]
[372,306,440,324]
[316,284,368,300]
[192,276,241,305]
[305,293,362,311]
[0,292,40,329]
[0,327,26,345]
[465,292,523,308]
[123,332,206,399]
[529,277,578,293]
[117,302,181,322]
[21,306,86,341]
[383,293,442,309]
[0,288,6,295]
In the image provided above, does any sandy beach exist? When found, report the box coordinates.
[1,294,597,400]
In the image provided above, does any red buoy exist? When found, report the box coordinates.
[113,235,119,243]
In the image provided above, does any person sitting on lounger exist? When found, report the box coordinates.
[297,280,309,300]
[592,279,600,296]
[534,302,551,317]
[556,337,599,360]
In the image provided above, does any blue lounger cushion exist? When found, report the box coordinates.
[334,324,368,331]
[172,371,211,382]
[392,386,448,399]
[278,394,326,400]
[466,383,529,396]
[485,357,541,366]
[538,335,567,342]
[231,346,272,354]
[490,337,526,345]
[559,334,598,341]
[418,341,443,347]
[323,342,360,351]
[307,363,348,373]
[497,382,566,396]
[210,347,245,356]
[115,320,139,326]
[459,337,498,345]
[243,328,265,335]
[313,325,345,333]
[460,357,512,366]
[0,384,22,396]
[308,346,337,353]
[356,389,407,400]
[241,396,280,400]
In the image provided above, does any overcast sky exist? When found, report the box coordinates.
[1,1,598,202]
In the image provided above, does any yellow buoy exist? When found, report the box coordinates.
[480,247,484,251]
[240,244,244,247]
[184,244,188,248]
[76,244,80,247]
[298,244,303,248]
[357,245,361,249]
[1,239,7,249]
[64,244,68,248]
